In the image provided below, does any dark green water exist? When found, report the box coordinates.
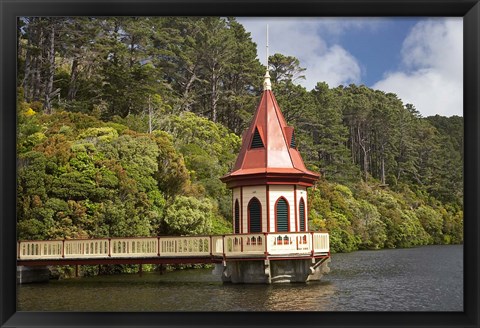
[17,245,463,311]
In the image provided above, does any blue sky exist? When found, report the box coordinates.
[237,17,463,117]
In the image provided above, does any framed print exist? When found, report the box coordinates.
[1,0,478,327]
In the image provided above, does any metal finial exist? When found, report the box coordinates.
[263,70,272,90]
[266,24,269,69]
[263,24,272,91]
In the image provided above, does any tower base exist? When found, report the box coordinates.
[213,257,330,284]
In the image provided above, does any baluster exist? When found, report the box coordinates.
[222,235,225,258]
[209,236,213,256]
[310,232,315,256]
[264,233,268,256]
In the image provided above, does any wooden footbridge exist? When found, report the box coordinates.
[17,232,330,267]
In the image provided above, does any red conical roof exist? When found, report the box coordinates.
[221,72,320,188]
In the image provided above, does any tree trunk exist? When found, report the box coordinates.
[362,148,369,182]
[148,95,153,134]
[24,18,41,102]
[32,21,44,102]
[67,58,79,101]
[211,70,218,122]
[23,39,32,101]
[182,66,197,112]
[381,155,386,185]
[358,125,369,182]
[183,75,194,100]
[43,20,55,114]
[378,141,387,184]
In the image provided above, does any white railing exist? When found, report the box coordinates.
[211,236,224,257]
[110,238,158,258]
[266,233,312,255]
[312,233,330,253]
[65,239,109,258]
[223,234,265,257]
[18,240,63,259]
[17,232,329,261]
[159,236,210,257]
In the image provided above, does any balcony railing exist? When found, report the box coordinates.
[17,232,329,261]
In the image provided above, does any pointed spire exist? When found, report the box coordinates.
[220,24,319,189]
[220,75,320,188]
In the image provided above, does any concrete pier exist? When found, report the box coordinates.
[17,266,50,284]
[214,257,331,284]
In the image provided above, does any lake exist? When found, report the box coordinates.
[17,244,463,311]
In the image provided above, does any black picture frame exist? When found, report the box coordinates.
[1,0,478,327]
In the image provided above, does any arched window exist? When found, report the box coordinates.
[248,197,262,233]
[299,198,306,231]
[234,200,240,234]
[275,197,289,232]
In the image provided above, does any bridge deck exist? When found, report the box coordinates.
[17,232,329,266]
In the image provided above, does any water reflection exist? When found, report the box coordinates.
[17,245,463,312]
[263,282,336,311]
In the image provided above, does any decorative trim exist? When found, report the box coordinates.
[222,173,318,189]
[294,185,298,232]
[299,197,306,232]
[266,185,270,232]
[304,195,308,231]
[234,199,240,234]
[240,187,243,234]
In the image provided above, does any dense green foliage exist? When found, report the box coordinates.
[17,17,463,260]
[17,107,234,241]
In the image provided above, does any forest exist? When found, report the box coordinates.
[16,17,463,270]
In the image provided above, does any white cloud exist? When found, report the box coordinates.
[307,45,361,88]
[372,18,463,117]
[237,17,372,89]
[238,17,462,117]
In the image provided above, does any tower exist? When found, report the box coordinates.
[220,70,320,234]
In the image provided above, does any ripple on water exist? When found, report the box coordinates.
[17,245,463,311]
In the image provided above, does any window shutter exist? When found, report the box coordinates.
[299,199,305,231]
[234,200,240,234]
[251,128,264,148]
[276,198,289,232]
[249,198,262,233]
[290,132,296,148]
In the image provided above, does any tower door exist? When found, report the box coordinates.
[248,198,262,233]
[276,198,289,232]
